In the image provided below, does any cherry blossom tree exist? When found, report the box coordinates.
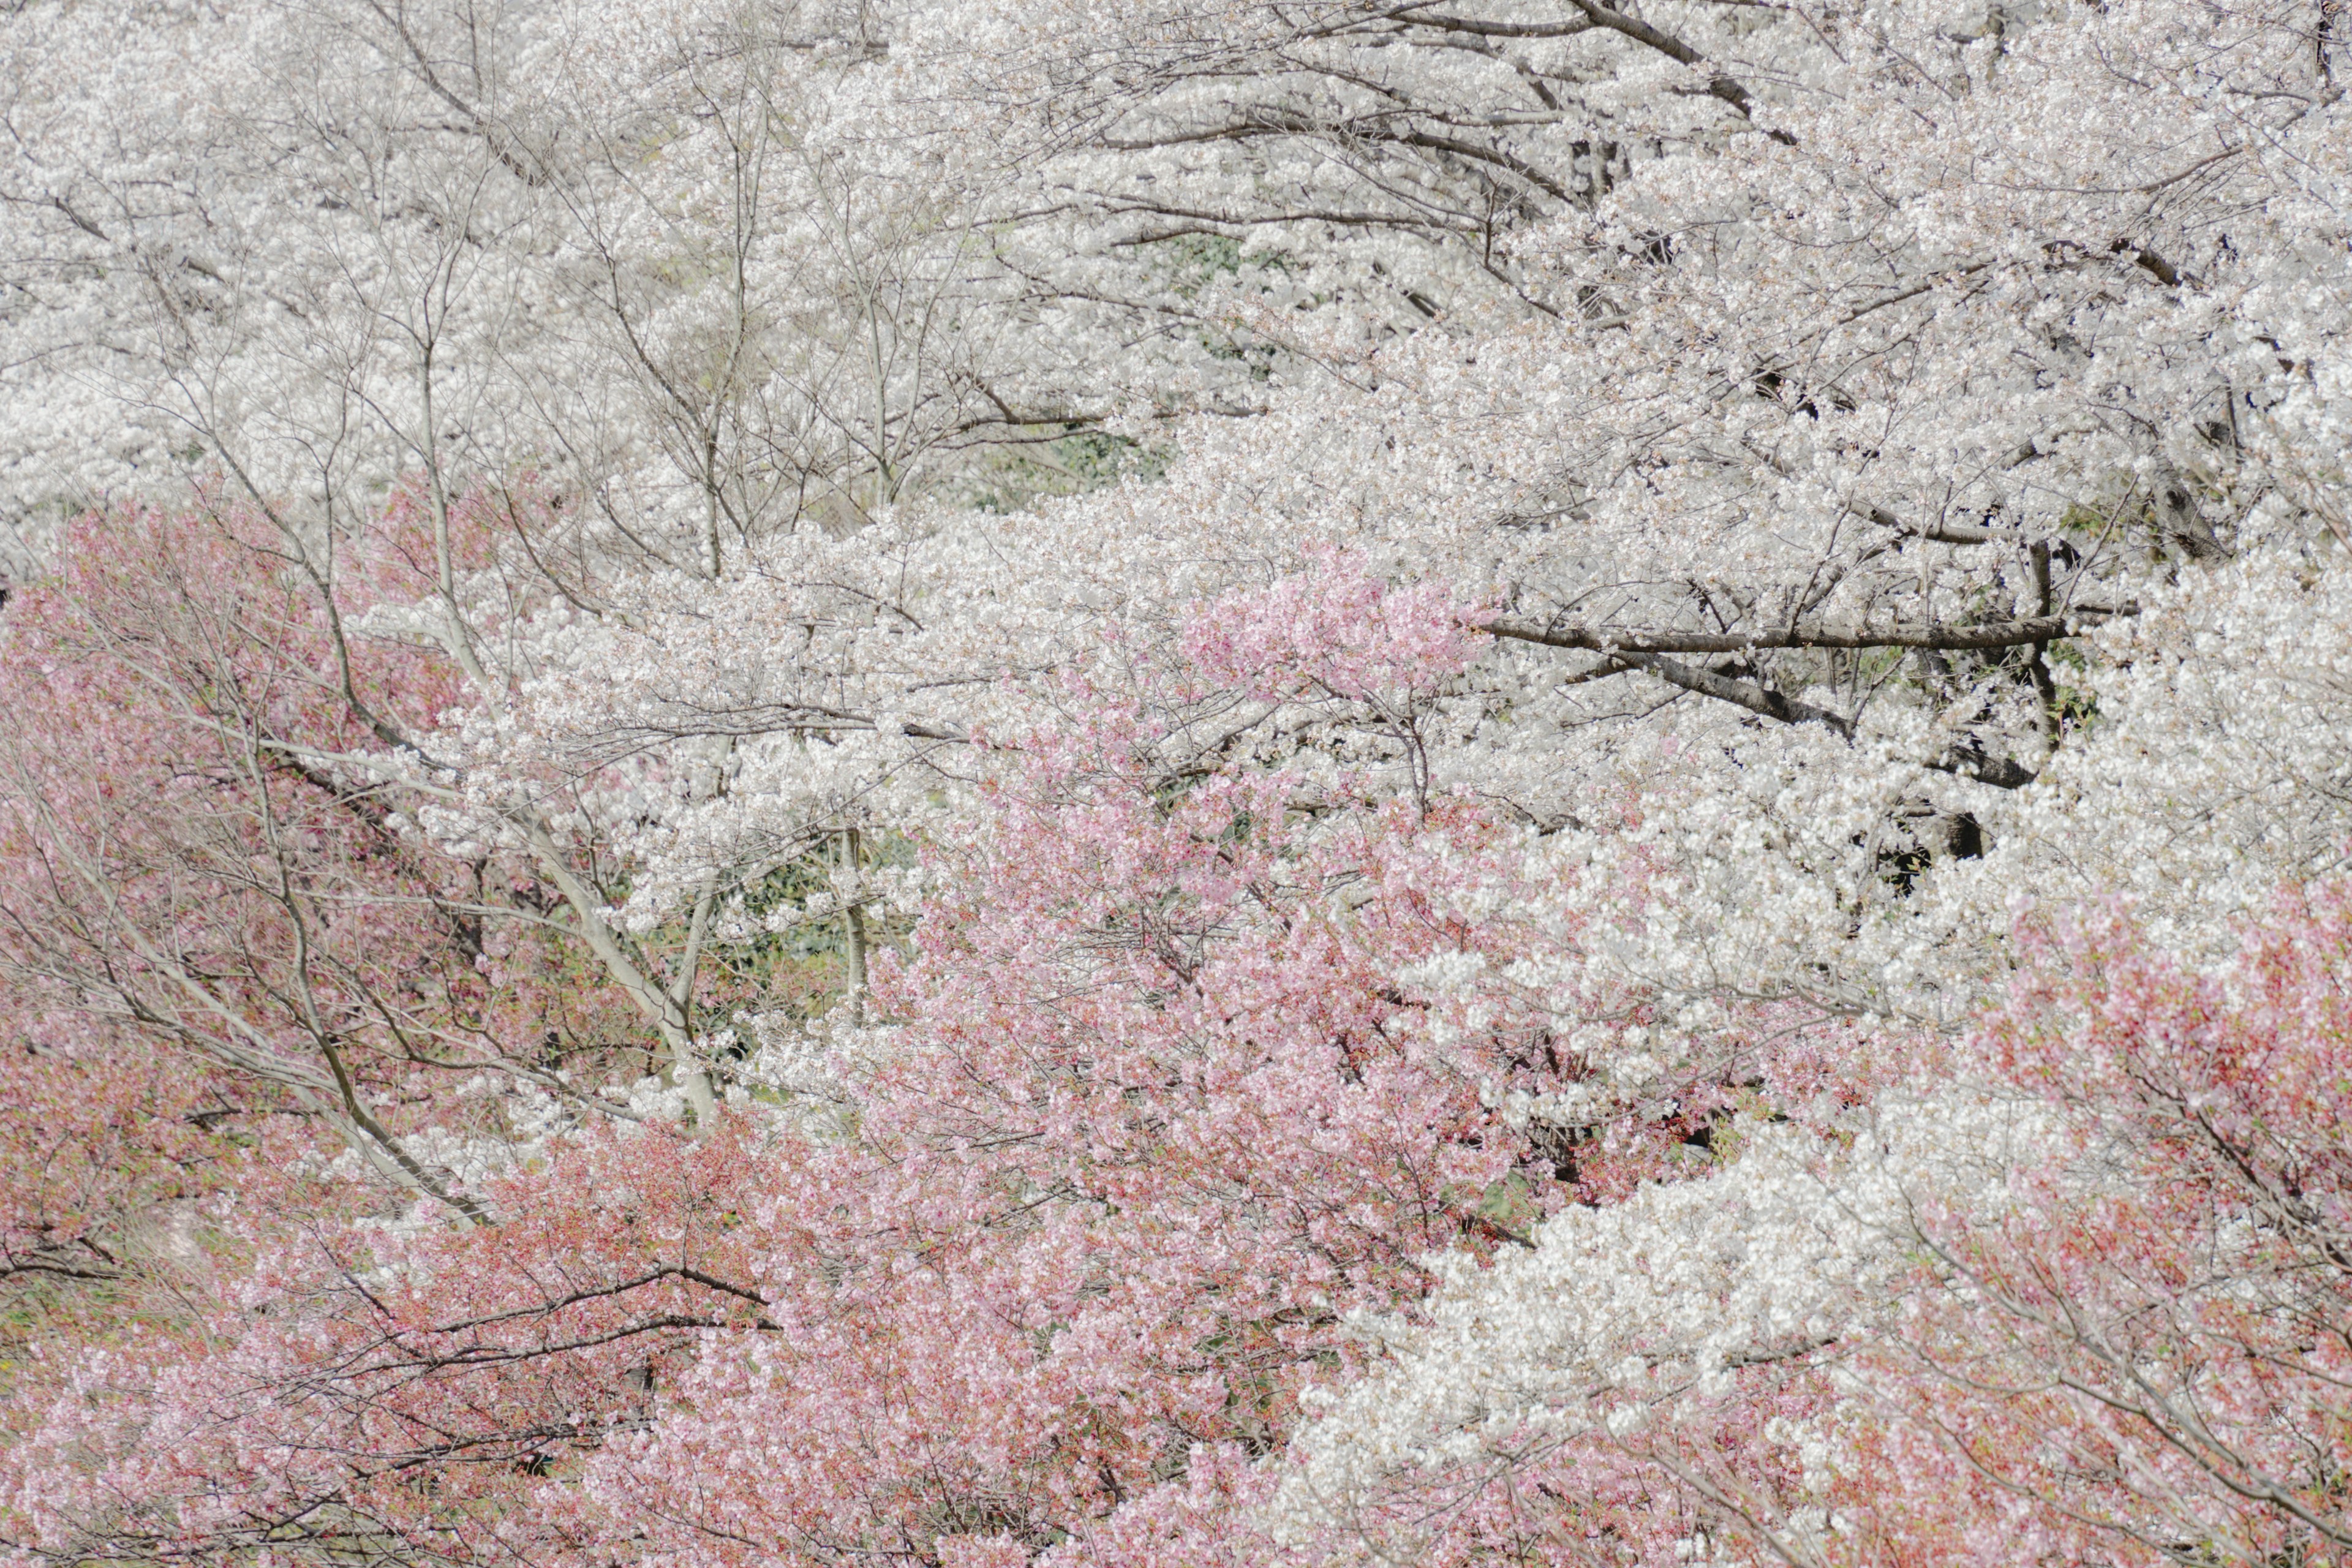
[0,552,1838,1565]
[1277,881,2352,1568]
[2,0,2350,1565]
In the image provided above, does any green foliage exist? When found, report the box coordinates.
[965,426,1170,513]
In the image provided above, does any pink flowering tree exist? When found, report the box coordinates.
[1272,881,2352,1568]
[0,492,717,1552]
[0,549,1834,1566]
[1836,884,2352,1566]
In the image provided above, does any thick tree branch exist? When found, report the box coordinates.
[1393,9,1596,39]
[1608,650,1855,734]
[1482,606,2136,655]
[1561,0,1795,143]
[1550,651,2041,789]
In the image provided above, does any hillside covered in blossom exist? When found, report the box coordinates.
[2,1,2350,1564]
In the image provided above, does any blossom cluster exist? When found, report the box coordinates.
[2,1,2350,1565]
